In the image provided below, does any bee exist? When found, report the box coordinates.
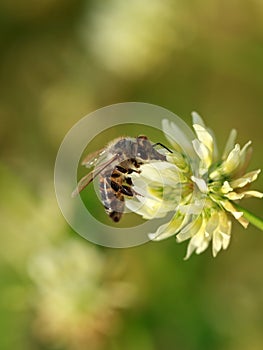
[72,135,172,222]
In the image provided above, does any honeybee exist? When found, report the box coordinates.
[72,136,171,222]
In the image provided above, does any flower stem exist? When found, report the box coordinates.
[233,203,263,231]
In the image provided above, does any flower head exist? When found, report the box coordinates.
[126,113,262,258]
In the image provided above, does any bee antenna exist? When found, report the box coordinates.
[152,142,173,153]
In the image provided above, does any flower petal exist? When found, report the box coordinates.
[222,129,237,160]
[184,217,207,259]
[179,200,205,215]
[220,200,243,219]
[237,216,249,228]
[191,111,206,127]
[212,211,231,257]
[191,176,208,193]
[239,140,252,162]
[149,211,187,241]
[162,119,195,157]
[230,169,261,188]
[242,190,263,198]
[166,152,190,173]
[195,239,210,254]
[224,192,244,200]
[125,196,169,220]
[192,123,214,156]
[139,162,181,186]
[206,211,220,236]
[191,112,218,158]
[235,141,253,176]
[212,230,223,257]
[192,139,211,171]
[222,144,241,174]
[220,200,249,228]
[221,181,233,194]
[177,215,202,242]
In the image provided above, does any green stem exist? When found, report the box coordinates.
[233,203,263,231]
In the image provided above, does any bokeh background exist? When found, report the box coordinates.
[1,1,263,349]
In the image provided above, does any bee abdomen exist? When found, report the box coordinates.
[99,176,125,222]
[108,211,122,222]
[116,165,128,173]
[110,180,120,192]
[104,196,125,222]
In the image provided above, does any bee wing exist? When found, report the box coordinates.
[72,154,118,197]
[71,171,96,197]
[81,148,107,168]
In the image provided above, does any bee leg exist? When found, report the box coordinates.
[132,189,144,197]
[125,177,133,186]
[120,185,133,197]
[131,159,144,168]
[127,168,141,174]
[120,185,144,198]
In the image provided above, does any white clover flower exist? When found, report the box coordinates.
[127,112,263,259]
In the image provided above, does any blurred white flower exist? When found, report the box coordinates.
[81,0,182,77]
[28,240,136,349]
[127,113,262,258]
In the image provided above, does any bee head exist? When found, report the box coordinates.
[137,135,148,140]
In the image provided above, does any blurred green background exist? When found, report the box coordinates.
[0,1,263,349]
